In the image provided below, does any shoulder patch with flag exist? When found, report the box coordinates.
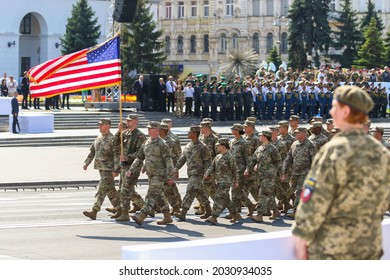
[301,178,316,203]
[28,36,121,98]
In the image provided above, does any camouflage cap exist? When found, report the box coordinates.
[202,118,213,124]
[326,118,334,125]
[269,126,279,131]
[278,120,289,128]
[161,118,172,123]
[370,126,384,133]
[334,85,374,114]
[200,121,212,128]
[98,118,111,125]
[230,123,244,131]
[312,116,323,122]
[246,116,257,122]
[216,138,229,147]
[289,115,300,121]
[146,121,160,129]
[243,120,255,127]
[159,122,169,130]
[293,127,307,133]
[259,130,272,137]
[310,121,323,128]
[188,125,201,133]
[126,113,138,120]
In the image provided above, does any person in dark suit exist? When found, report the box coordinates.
[20,71,30,109]
[157,77,167,112]
[132,75,146,111]
[11,91,19,134]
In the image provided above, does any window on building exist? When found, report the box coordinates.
[190,35,196,53]
[253,33,260,54]
[177,35,184,54]
[266,0,274,16]
[267,33,273,53]
[281,32,287,54]
[204,34,209,53]
[220,34,227,53]
[329,0,336,12]
[165,36,171,54]
[191,1,197,17]
[226,0,234,17]
[281,0,288,16]
[178,2,184,18]
[204,1,209,17]
[253,0,260,16]
[20,13,31,34]
[232,33,239,49]
[166,3,172,19]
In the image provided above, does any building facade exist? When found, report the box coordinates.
[157,0,390,76]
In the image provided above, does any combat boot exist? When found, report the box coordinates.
[132,212,147,225]
[277,201,283,211]
[83,209,97,220]
[157,212,173,225]
[110,208,122,219]
[251,214,264,222]
[282,203,292,214]
[170,206,181,215]
[193,203,201,210]
[148,209,155,218]
[247,204,256,216]
[115,209,130,222]
[129,204,141,213]
[269,209,281,220]
[224,213,233,219]
[230,213,242,223]
[287,210,295,219]
[206,216,218,225]
[200,204,212,219]
[105,207,116,214]
[174,208,188,221]
[195,205,205,215]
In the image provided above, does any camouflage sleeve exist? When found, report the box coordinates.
[282,147,292,175]
[205,157,216,177]
[84,142,96,166]
[291,147,337,243]
[113,130,121,155]
[246,148,258,172]
[175,148,187,170]
[175,139,182,157]
[202,145,212,171]
[161,142,174,179]
[112,138,120,172]
[273,148,282,175]
[129,143,145,173]
[231,157,239,185]
[242,141,251,170]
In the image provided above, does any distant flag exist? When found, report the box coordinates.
[28,36,121,98]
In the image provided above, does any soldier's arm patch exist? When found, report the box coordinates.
[301,178,316,203]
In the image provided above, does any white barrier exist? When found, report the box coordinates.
[122,219,390,260]
[9,112,54,133]
[0,97,12,115]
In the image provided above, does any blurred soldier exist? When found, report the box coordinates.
[83,118,121,220]
[378,84,388,118]
[193,79,202,117]
[174,126,212,221]
[228,124,256,218]
[324,118,334,140]
[284,85,293,120]
[275,84,284,120]
[245,130,282,222]
[202,117,221,138]
[210,86,218,121]
[201,85,210,118]
[308,121,328,154]
[129,121,175,226]
[293,85,390,260]
[278,120,295,150]
[281,127,315,219]
[288,115,299,136]
[204,138,241,225]
[113,114,146,221]
[370,126,390,150]
[219,84,227,121]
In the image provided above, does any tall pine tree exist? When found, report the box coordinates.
[267,47,282,70]
[60,0,101,55]
[384,29,390,66]
[332,0,362,67]
[360,0,384,33]
[354,18,386,69]
[121,0,166,91]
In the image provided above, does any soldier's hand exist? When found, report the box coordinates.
[167,179,174,185]
[253,164,258,172]
[112,172,119,177]
[280,174,286,182]
[126,171,133,177]
[141,167,146,174]
[294,236,308,260]
[83,164,88,171]
[233,182,239,189]
[203,174,210,181]
[244,169,249,176]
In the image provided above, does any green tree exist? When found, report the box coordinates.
[384,29,390,66]
[287,0,332,69]
[121,0,166,91]
[354,18,386,69]
[267,47,282,70]
[360,0,384,33]
[332,0,362,67]
[60,0,101,55]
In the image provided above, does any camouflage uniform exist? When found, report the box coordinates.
[282,137,315,210]
[175,139,211,211]
[229,136,256,209]
[243,131,261,201]
[129,137,174,216]
[117,127,146,210]
[205,151,239,218]
[247,142,281,215]
[308,133,328,154]
[272,138,290,207]
[292,129,390,259]
[278,131,295,199]
[199,131,219,198]
[84,131,120,212]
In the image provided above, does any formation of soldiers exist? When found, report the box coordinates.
[82,112,390,225]
[176,66,389,122]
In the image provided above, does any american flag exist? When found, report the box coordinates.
[29,36,121,98]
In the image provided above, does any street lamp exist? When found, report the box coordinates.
[273,15,282,55]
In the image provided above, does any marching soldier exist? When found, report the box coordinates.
[308,121,329,154]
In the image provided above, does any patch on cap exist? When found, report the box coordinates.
[98,118,111,125]
[230,123,244,131]
[126,113,138,120]
[146,121,160,129]
[188,125,201,133]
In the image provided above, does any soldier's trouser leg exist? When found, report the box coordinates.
[243,177,259,202]
[181,175,210,210]
[93,170,120,212]
[200,178,217,200]
[120,174,144,209]
[275,179,290,205]
[164,182,182,209]
[256,178,277,215]
[291,175,306,209]
[232,175,254,208]
[211,183,237,217]
[140,176,169,215]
